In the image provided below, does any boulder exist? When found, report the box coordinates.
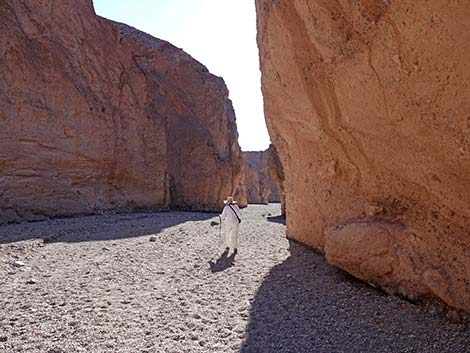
[256,0,470,311]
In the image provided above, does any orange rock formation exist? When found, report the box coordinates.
[0,0,244,222]
[256,0,470,312]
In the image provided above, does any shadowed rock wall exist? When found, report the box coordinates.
[256,0,470,312]
[0,0,244,222]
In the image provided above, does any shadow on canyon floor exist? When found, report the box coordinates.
[0,211,216,244]
[266,214,286,225]
[208,249,236,273]
[240,240,470,353]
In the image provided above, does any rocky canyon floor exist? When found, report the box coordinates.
[0,204,468,353]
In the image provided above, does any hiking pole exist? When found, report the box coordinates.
[209,216,223,263]
[218,215,222,248]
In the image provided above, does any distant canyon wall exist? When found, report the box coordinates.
[256,0,470,312]
[0,0,244,223]
[243,149,281,205]
[267,144,285,215]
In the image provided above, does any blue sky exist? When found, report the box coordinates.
[93,0,270,151]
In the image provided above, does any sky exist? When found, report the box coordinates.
[93,0,270,151]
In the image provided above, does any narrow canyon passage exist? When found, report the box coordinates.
[0,205,468,353]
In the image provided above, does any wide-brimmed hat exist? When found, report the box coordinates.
[224,196,237,204]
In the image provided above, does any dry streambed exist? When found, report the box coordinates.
[0,205,468,353]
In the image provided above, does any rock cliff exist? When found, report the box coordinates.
[115,23,245,211]
[243,150,280,205]
[0,0,244,222]
[256,0,470,312]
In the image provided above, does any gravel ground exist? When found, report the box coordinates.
[0,204,468,353]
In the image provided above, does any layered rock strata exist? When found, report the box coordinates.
[256,0,470,312]
[0,0,244,223]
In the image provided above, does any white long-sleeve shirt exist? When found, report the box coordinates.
[221,204,242,225]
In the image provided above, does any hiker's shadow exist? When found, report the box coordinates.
[209,250,236,273]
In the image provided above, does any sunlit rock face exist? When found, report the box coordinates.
[243,150,279,205]
[0,0,244,222]
[256,0,470,312]
[115,23,245,212]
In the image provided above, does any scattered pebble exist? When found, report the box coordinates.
[12,260,25,267]
[0,205,467,353]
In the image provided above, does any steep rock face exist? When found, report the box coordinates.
[116,23,245,211]
[256,0,470,311]
[243,150,279,204]
[0,0,244,222]
[267,144,285,214]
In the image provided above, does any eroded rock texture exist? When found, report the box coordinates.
[256,0,470,311]
[0,0,244,222]
[243,150,279,204]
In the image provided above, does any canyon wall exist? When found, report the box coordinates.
[115,23,244,211]
[256,0,470,312]
[0,0,244,222]
[243,150,280,204]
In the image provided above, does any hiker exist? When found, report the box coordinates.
[220,196,241,254]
